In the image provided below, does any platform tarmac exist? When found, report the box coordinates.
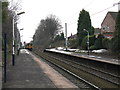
[47,49,120,65]
[2,49,78,89]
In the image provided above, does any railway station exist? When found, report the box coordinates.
[1,0,120,89]
[2,48,120,89]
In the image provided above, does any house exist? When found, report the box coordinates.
[101,12,118,39]
[94,28,101,38]
[68,33,77,40]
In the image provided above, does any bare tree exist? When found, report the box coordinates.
[33,14,62,51]
[2,0,22,51]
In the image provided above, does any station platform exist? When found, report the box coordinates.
[2,49,78,89]
[47,49,120,65]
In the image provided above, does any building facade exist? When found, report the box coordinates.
[94,28,101,38]
[101,12,118,39]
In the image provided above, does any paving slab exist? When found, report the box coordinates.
[2,49,56,88]
[2,49,78,89]
[30,52,78,88]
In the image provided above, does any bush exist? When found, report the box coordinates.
[69,39,78,48]
[94,34,104,49]
[81,36,87,49]
[111,36,120,53]
[90,45,96,50]
[81,35,96,50]
[118,53,120,59]
[102,38,110,49]
[89,35,96,46]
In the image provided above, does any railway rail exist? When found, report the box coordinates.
[45,50,119,75]
[46,51,120,85]
[34,50,119,89]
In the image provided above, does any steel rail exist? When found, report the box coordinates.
[39,52,101,90]
[47,53,120,85]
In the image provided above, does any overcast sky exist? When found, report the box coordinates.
[9,0,119,43]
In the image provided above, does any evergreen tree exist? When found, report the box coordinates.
[77,9,93,47]
[60,32,65,40]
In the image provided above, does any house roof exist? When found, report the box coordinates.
[101,11,118,26]
[109,12,118,20]
[68,34,77,39]
[94,28,101,34]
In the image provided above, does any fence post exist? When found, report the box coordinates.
[4,33,7,83]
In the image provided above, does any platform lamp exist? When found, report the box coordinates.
[83,29,90,55]
[12,11,25,66]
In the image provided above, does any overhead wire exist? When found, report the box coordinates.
[67,2,118,26]
[63,1,119,36]
[63,0,97,35]
[63,0,95,23]
[91,5,114,16]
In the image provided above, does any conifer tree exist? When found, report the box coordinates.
[77,9,93,47]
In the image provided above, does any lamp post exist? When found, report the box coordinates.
[83,29,90,55]
[65,23,68,50]
[12,11,25,66]
[17,28,24,55]
[19,28,24,48]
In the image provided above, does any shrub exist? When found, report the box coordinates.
[89,35,96,46]
[102,38,110,49]
[81,35,96,50]
[69,39,78,48]
[81,36,87,49]
[111,36,120,53]
[94,34,104,49]
[90,45,96,50]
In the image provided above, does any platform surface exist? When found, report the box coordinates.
[47,49,120,65]
[2,49,78,89]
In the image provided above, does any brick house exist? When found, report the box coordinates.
[94,28,101,38]
[101,12,118,39]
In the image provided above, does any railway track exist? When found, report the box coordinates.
[35,51,119,89]
[46,52,120,85]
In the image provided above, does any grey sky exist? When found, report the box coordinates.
[9,0,119,43]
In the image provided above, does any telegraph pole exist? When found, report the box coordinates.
[65,23,68,50]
